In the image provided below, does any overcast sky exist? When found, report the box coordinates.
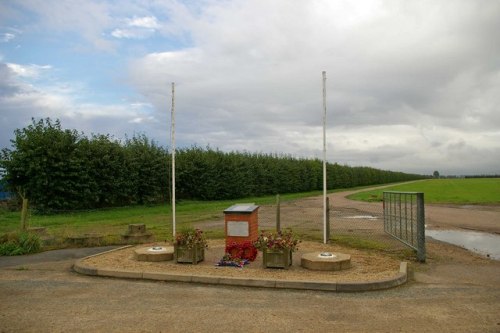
[1,0,499,176]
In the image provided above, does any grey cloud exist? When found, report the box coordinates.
[2,0,499,176]
[126,0,500,175]
[0,64,22,96]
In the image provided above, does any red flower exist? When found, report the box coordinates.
[225,241,258,261]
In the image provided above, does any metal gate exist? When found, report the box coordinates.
[383,191,425,261]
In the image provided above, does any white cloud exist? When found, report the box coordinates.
[0,26,21,43]
[127,16,159,29]
[1,32,15,42]
[111,15,160,39]
[111,28,139,39]
[0,61,156,147]
[9,0,116,51]
[6,63,52,78]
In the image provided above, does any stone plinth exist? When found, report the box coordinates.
[134,246,174,262]
[128,224,146,234]
[66,233,103,246]
[301,252,351,271]
[28,227,55,245]
[27,227,47,235]
[121,224,154,244]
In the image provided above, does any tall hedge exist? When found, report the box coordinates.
[0,119,91,212]
[175,147,423,200]
[1,119,169,212]
[0,119,425,212]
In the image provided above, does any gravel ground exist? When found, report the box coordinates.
[1,187,499,332]
[82,240,402,283]
[0,241,499,333]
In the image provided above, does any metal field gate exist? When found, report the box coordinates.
[383,191,426,262]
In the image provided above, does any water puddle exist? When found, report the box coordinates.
[426,229,500,260]
[344,215,378,220]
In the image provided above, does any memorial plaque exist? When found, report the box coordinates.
[231,205,252,211]
[227,221,249,237]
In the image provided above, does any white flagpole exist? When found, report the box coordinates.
[322,71,327,244]
[171,82,176,237]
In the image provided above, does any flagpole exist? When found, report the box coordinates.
[322,71,327,244]
[171,82,176,238]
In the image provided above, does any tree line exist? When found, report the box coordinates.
[0,118,425,213]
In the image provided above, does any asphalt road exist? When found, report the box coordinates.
[0,246,118,269]
[1,244,499,333]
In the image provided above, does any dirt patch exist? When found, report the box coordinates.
[330,186,500,234]
[82,239,402,283]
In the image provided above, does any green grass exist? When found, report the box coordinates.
[347,178,500,205]
[0,231,41,255]
[0,185,382,237]
[0,182,443,252]
[330,234,390,251]
[0,190,343,246]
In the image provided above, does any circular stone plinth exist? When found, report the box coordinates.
[301,252,351,271]
[134,246,174,262]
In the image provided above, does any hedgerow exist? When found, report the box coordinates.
[0,118,424,213]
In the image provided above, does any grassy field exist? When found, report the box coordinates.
[0,190,336,247]
[3,179,496,251]
[347,178,500,205]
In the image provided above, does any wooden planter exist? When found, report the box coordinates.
[262,248,292,269]
[174,244,205,264]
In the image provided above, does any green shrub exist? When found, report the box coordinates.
[0,231,41,256]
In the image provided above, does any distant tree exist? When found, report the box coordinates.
[433,170,440,178]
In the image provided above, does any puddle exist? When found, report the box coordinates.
[426,229,500,260]
[344,215,378,220]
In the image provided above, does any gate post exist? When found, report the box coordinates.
[416,193,426,262]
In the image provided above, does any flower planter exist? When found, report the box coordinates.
[174,244,205,264]
[262,248,292,269]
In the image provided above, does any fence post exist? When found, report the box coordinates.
[326,196,330,243]
[416,193,426,262]
[20,198,29,231]
[276,194,281,232]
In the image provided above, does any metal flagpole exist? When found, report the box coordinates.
[322,71,327,244]
[171,82,176,237]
